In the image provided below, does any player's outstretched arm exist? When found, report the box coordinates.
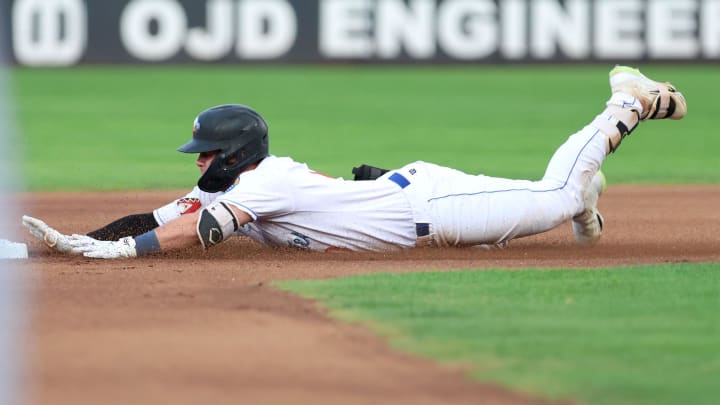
[66,213,201,259]
[23,211,161,255]
[67,203,253,259]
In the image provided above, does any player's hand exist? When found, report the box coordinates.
[67,233,99,246]
[22,215,81,255]
[68,236,138,259]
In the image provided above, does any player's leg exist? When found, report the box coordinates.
[426,123,607,247]
[427,66,686,247]
[570,66,687,244]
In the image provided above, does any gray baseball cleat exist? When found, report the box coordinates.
[609,66,687,121]
[572,171,607,246]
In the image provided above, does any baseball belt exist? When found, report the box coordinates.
[388,172,434,246]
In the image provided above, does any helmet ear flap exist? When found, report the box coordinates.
[198,145,244,193]
[198,144,264,193]
[197,153,239,193]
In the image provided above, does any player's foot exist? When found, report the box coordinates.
[609,66,687,121]
[572,171,606,246]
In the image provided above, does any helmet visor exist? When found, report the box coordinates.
[177,138,227,154]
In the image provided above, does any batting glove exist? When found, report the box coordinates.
[68,236,138,259]
[22,215,80,255]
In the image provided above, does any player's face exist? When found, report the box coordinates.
[196,151,218,174]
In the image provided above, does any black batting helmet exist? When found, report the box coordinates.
[178,104,269,193]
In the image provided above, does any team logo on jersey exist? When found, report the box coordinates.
[287,231,311,250]
[177,198,201,215]
[192,117,200,136]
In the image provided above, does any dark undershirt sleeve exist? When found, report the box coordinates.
[86,213,159,241]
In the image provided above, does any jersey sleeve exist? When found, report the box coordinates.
[153,187,221,225]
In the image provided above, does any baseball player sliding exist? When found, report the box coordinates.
[24,66,686,258]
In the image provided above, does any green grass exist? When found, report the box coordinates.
[9,65,720,190]
[282,263,720,405]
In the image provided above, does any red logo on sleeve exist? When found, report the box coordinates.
[177,198,202,215]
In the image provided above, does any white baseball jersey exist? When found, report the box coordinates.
[154,122,609,252]
[154,156,417,251]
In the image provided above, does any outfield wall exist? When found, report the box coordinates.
[3,0,720,66]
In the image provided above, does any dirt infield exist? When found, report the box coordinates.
[7,185,720,405]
